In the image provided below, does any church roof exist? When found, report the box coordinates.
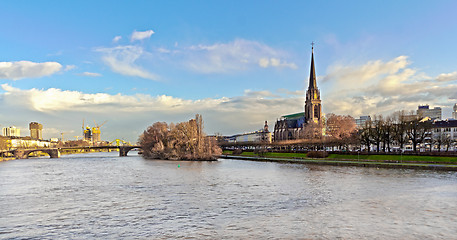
[433,119,457,128]
[282,112,305,119]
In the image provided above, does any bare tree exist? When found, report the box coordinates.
[359,120,373,152]
[433,131,452,152]
[371,115,384,152]
[391,111,408,151]
[382,116,394,152]
[139,115,221,160]
[326,113,357,150]
[443,136,453,152]
[301,121,323,140]
[405,116,432,152]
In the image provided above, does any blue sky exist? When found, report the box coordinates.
[1,1,457,142]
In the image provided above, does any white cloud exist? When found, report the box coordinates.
[183,39,297,73]
[78,72,102,77]
[157,47,171,53]
[64,65,76,71]
[322,56,410,85]
[276,88,304,96]
[321,56,457,118]
[244,89,279,98]
[0,61,62,80]
[436,71,457,82]
[95,45,159,80]
[95,37,296,79]
[130,30,155,42]
[47,50,63,57]
[0,83,217,113]
[0,84,301,141]
[259,58,270,68]
[258,57,297,69]
[113,36,122,43]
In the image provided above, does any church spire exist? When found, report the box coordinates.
[304,41,322,125]
[309,42,317,90]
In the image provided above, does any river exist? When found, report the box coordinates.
[1,152,456,239]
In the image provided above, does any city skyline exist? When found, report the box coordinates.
[1,1,457,142]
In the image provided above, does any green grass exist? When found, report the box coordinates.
[222,150,457,164]
[328,154,457,163]
[236,151,309,158]
[240,152,257,156]
[264,152,309,158]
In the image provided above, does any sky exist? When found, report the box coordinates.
[1,0,457,142]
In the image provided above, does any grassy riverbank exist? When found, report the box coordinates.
[222,150,457,164]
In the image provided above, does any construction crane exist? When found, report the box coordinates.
[92,120,107,143]
[60,132,70,142]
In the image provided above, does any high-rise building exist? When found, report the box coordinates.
[417,105,442,120]
[453,103,457,119]
[355,116,372,128]
[83,127,92,142]
[29,122,43,140]
[3,126,20,137]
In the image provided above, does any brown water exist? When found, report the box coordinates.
[1,152,456,239]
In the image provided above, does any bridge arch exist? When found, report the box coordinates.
[14,149,61,159]
[119,146,142,156]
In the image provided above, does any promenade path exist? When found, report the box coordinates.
[220,155,457,171]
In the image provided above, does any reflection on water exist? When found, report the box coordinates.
[1,152,456,239]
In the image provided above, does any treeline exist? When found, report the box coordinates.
[266,111,455,153]
[359,111,453,152]
[291,113,358,150]
[139,114,221,160]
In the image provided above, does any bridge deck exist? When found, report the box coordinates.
[1,146,142,159]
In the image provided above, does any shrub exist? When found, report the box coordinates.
[232,149,243,155]
[307,151,329,158]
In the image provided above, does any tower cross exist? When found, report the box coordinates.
[311,41,315,49]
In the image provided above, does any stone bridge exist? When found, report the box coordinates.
[5,146,142,159]
[118,146,140,157]
[13,148,61,159]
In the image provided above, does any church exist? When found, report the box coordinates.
[273,45,323,141]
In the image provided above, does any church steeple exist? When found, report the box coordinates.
[305,42,322,124]
[309,44,317,90]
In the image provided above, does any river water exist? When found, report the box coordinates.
[1,152,456,239]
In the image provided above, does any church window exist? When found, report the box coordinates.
[314,105,320,118]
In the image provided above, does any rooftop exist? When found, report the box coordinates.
[281,112,305,119]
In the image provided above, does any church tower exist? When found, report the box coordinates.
[304,44,322,124]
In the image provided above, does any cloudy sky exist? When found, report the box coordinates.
[1,1,457,142]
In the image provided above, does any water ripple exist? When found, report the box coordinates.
[0,152,456,239]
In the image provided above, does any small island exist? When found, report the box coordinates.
[138,114,221,161]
